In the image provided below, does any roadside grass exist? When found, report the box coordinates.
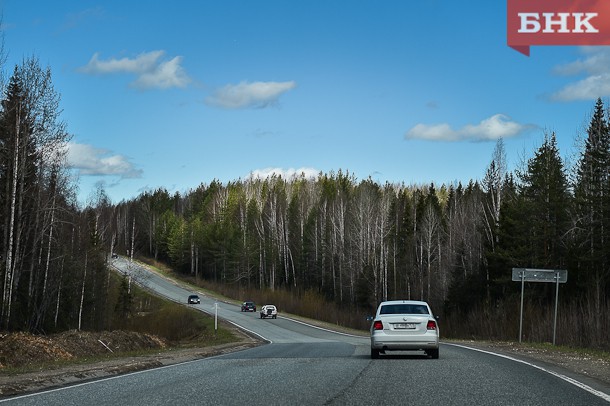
[114,278,237,347]
[523,341,610,362]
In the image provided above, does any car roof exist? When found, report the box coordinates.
[379,300,428,306]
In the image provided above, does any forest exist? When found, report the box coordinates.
[0,57,608,350]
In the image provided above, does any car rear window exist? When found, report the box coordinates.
[380,304,429,315]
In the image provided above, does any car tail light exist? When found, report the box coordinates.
[373,320,383,330]
[426,320,437,330]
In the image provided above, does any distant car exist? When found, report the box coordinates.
[111,253,118,259]
[370,300,439,359]
[241,301,256,312]
[187,295,201,304]
[260,304,277,319]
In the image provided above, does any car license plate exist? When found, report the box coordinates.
[394,323,415,329]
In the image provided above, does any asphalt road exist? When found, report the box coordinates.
[2,257,609,405]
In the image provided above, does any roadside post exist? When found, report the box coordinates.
[214,302,218,334]
[511,268,567,345]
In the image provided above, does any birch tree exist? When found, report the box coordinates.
[0,58,70,330]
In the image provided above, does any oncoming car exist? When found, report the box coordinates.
[260,304,277,319]
[187,294,201,304]
[370,300,439,359]
[241,301,256,312]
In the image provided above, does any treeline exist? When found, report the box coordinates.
[0,55,608,348]
[0,57,119,333]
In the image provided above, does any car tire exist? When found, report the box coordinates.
[428,349,439,359]
[371,348,380,359]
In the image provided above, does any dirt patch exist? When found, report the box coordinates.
[0,330,167,369]
[0,327,263,398]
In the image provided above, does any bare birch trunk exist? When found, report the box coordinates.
[54,258,64,328]
[78,253,88,331]
[2,106,21,329]
[42,195,56,299]
[190,230,195,275]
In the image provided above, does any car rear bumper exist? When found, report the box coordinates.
[371,335,439,350]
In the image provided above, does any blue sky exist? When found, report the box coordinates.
[2,1,609,205]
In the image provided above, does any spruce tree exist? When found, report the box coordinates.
[572,98,610,320]
[519,132,570,269]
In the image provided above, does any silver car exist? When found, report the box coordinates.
[370,300,439,359]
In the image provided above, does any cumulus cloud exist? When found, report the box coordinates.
[78,51,190,89]
[551,47,610,101]
[206,81,296,109]
[405,114,535,142]
[247,167,319,180]
[66,142,142,178]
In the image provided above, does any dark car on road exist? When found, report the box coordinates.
[187,295,201,304]
[241,301,256,312]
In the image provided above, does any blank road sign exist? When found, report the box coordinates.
[512,268,568,283]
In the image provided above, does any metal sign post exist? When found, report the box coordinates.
[553,272,560,345]
[519,271,525,343]
[512,268,567,345]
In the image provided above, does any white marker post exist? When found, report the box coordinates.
[214,302,218,334]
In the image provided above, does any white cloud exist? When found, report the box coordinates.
[551,47,610,101]
[131,56,190,89]
[405,114,534,142]
[66,142,142,178]
[78,51,190,89]
[206,81,296,109]
[247,167,319,180]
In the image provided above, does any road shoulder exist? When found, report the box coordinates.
[446,340,610,397]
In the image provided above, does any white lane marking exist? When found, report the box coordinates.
[445,343,610,403]
[221,317,273,344]
[279,316,367,339]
